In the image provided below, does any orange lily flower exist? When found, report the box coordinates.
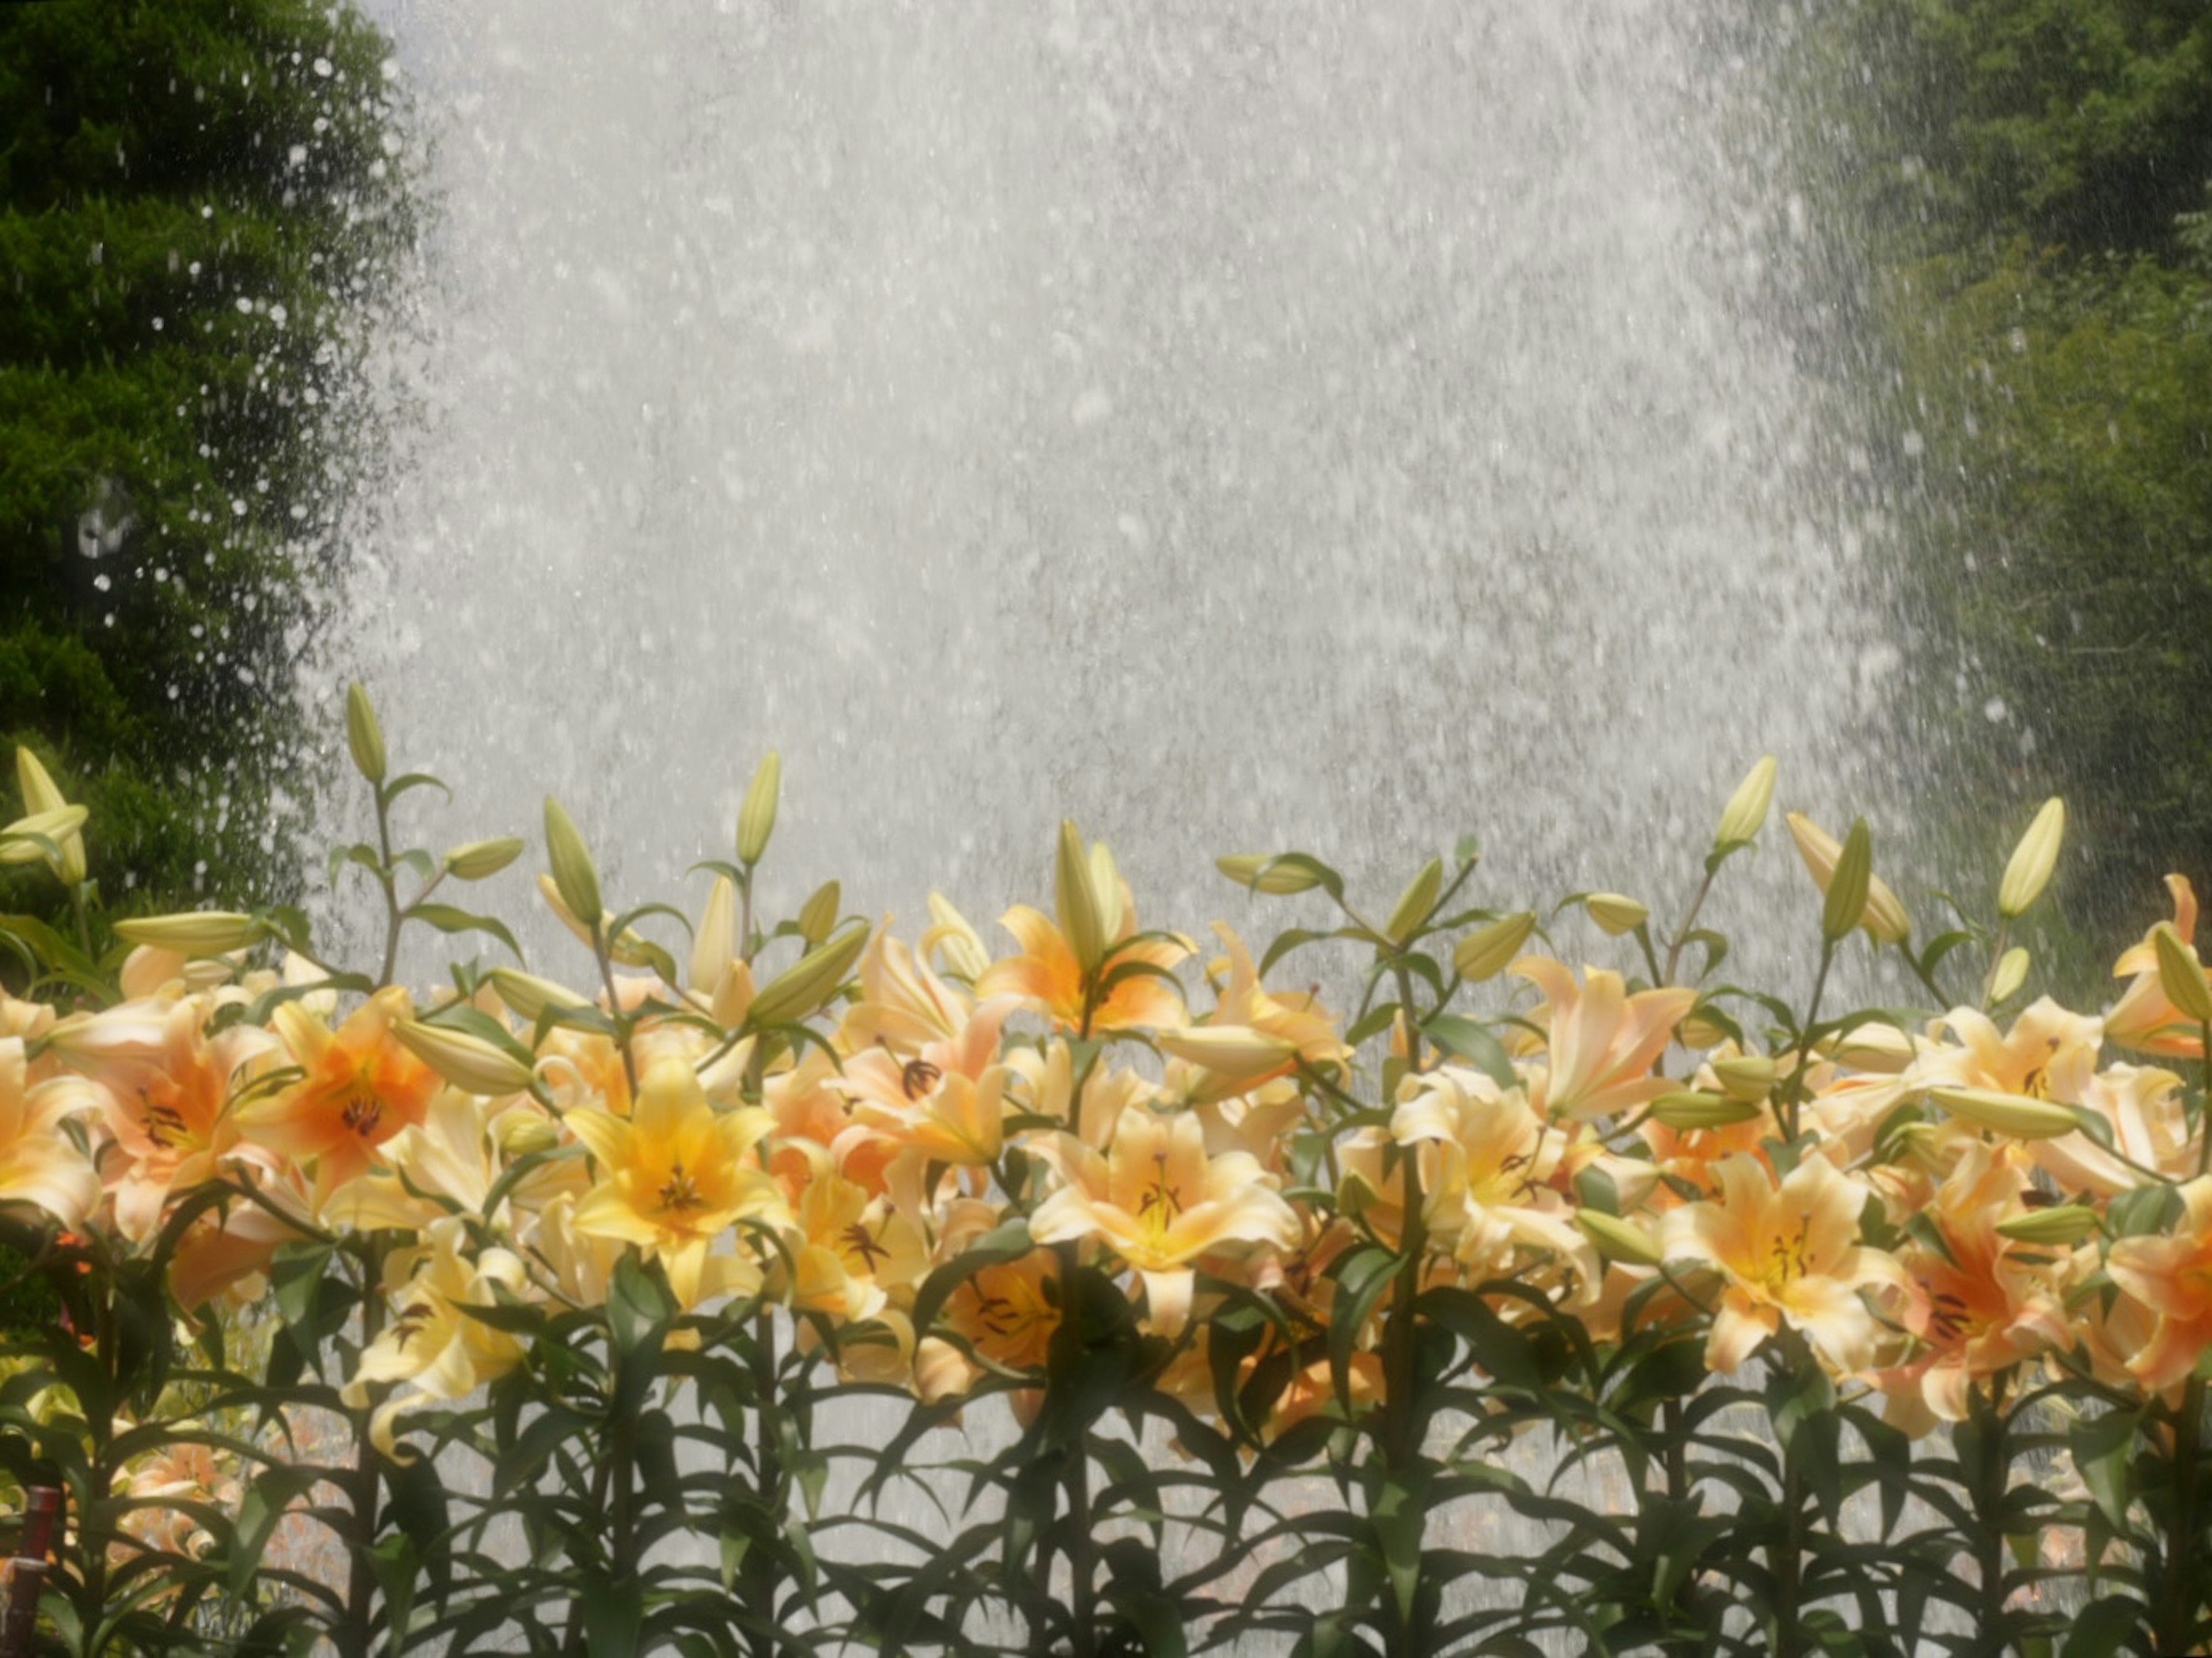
[2105,1174,2212,1397]
[1660,1151,1905,1374]
[0,1035,101,1230]
[236,987,439,1204]
[976,900,1188,1034]
[2106,875,2206,1057]
[1511,957,1695,1122]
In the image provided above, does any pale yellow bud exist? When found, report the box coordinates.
[1154,1026,1300,1084]
[541,797,602,934]
[1677,1012,1732,1051]
[1384,857,1444,946]
[488,967,593,1023]
[1575,1208,1663,1267]
[1993,1205,2101,1246]
[444,837,525,881]
[1585,893,1649,936]
[1988,946,2030,1005]
[1927,1086,2082,1140]
[2152,923,2212,1025]
[394,1020,536,1097]
[737,750,781,867]
[1714,755,1778,849]
[12,750,85,884]
[344,681,387,785]
[1647,1090,1765,1129]
[1710,1055,1777,1105]
[1786,813,1911,943]
[1997,798,2065,920]
[494,1111,562,1159]
[1215,853,1327,896]
[710,958,756,1028]
[1055,821,1109,974]
[111,910,263,954]
[0,804,89,870]
[749,921,870,1027]
[796,879,841,946]
[1455,912,1536,983]
[691,875,738,992]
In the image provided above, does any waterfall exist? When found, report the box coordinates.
[336,0,1894,977]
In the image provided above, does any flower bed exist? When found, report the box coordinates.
[0,697,2206,1656]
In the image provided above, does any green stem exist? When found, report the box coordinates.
[1065,1436,1097,1658]
[2154,1378,2205,1655]
[341,1240,389,1658]
[372,790,403,990]
[1662,869,1718,986]
[1775,1445,1805,1658]
[1777,939,1836,1143]
[1971,1386,2011,1652]
[747,1310,782,1658]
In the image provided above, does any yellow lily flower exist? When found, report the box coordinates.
[1029,1103,1302,1335]
[0,1036,101,1230]
[1660,1151,1905,1375]
[566,1053,785,1306]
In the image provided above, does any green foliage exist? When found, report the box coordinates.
[1798,0,2212,955]
[0,0,412,938]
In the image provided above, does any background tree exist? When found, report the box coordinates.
[0,0,411,942]
[1797,0,2212,965]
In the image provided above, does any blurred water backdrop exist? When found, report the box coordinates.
[331,0,1903,992]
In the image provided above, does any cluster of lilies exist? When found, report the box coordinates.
[3,720,2211,1638]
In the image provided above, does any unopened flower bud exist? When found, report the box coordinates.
[1215,853,1328,895]
[1994,1205,2101,1246]
[737,750,781,867]
[344,681,387,786]
[1927,1086,2082,1140]
[0,805,89,870]
[489,967,592,1023]
[1585,893,1648,936]
[1384,857,1444,946]
[923,892,990,981]
[12,750,86,884]
[445,836,525,881]
[749,921,869,1027]
[2152,923,2212,1025]
[111,910,263,954]
[541,796,602,934]
[797,879,841,946]
[1154,1026,1299,1084]
[394,1020,536,1096]
[1455,912,1536,983]
[1988,946,2030,1005]
[1647,1090,1765,1129]
[1714,755,1778,849]
[1576,1208,1663,1267]
[1055,821,1110,973]
[1787,813,1911,943]
[1710,1055,1777,1105]
[495,1111,562,1159]
[1998,798,2065,920]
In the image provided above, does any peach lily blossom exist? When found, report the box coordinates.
[2106,876,2206,1057]
[1510,957,1695,1122]
[235,987,439,1203]
[2105,1174,2212,1397]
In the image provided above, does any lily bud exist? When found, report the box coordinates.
[1678,1011,1732,1051]
[1055,820,1109,974]
[0,804,90,868]
[1576,1208,1664,1267]
[691,875,738,991]
[1988,946,2029,1005]
[344,681,387,786]
[488,967,592,1023]
[1455,912,1536,983]
[1994,1205,2101,1246]
[796,879,841,946]
[1998,798,2065,920]
[1787,813,1911,943]
[535,874,656,968]
[2152,923,2212,1025]
[1215,853,1327,896]
[737,750,781,867]
[445,836,525,881]
[1384,857,1444,946]
[1927,1086,2082,1140]
[1714,755,1778,849]
[1710,1054,1777,1105]
[749,920,870,1027]
[395,1019,536,1096]
[112,910,263,954]
[541,796,602,934]
[1822,819,1873,944]
[710,958,756,1027]
[1585,893,1648,937]
[495,1111,562,1159]
[1647,1090,1765,1129]
[13,750,86,885]
[1154,1026,1299,1084]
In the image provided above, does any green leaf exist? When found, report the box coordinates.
[1372,1466,1429,1627]
[1422,1014,1514,1089]
[910,1219,1034,1339]
[1327,1244,1400,1406]
[406,902,523,961]
[227,1464,318,1599]
[2061,1596,2146,1658]
[608,1253,674,1357]
[2069,1408,2139,1533]
[582,1574,643,1658]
